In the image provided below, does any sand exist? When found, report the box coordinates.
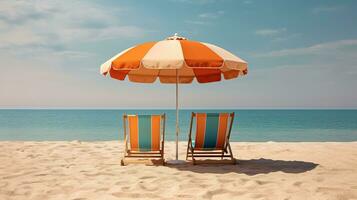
[0,141,357,200]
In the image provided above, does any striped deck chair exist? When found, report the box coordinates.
[186,112,235,164]
[121,114,166,165]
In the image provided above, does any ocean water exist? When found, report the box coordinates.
[0,109,356,142]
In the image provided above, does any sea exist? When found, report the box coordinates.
[0,109,356,142]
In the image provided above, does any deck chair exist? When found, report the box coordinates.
[121,114,166,165]
[186,112,236,164]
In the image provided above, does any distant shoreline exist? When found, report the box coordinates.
[1,108,357,110]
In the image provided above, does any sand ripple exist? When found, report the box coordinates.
[0,141,356,199]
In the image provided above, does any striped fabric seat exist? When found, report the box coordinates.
[128,115,162,151]
[122,114,165,165]
[193,113,229,150]
[186,112,235,164]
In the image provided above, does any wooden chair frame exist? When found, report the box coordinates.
[121,113,166,165]
[186,112,236,165]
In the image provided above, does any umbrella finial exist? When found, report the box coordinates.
[166,33,187,40]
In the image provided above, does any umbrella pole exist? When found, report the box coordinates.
[175,69,179,160]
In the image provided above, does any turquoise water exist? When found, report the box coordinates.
[0,109,357,141]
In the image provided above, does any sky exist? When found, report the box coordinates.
[0,0,357,109]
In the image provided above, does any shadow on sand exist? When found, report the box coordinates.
[167,158,318,175]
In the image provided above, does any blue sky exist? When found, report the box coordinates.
[0,0,356,108]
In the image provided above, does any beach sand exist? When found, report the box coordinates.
[0,141,357,200]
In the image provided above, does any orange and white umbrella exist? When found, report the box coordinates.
[100,34,248,161]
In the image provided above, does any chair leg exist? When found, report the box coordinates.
[192,153,196,165]
[186,142,189,160]
[186,140,191,160]
[227,143,235,164]
[161,150,165,166]
[121,149,128,166]
[190,148,196,164]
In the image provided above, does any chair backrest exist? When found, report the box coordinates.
[126,114,164,151]
[193,113,234,150]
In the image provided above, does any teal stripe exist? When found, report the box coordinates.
[138,115,152,151]
[203,113,219,149]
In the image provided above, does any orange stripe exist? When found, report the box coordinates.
[128,116,139,150]
[195,113,206,149]
[151,115,161,151]
[223,70,239,80]
[180,40,223,68]
[112,42,156,70]
[216,113,229,149]
[109,68,130,80]
[193,69,221,83]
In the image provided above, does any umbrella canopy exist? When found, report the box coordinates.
[100,34,248,162]
[100,34,248,83]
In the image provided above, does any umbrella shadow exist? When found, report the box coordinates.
[167,158,318,175]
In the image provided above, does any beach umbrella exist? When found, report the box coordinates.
[100,33,248,161]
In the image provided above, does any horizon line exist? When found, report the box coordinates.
[0,107,356,110]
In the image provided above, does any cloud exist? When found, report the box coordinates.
[185,20,210,25]
[243,0,253,4]
[186,10,225,25]
[271,33,301,43]
[255,28,287,36]
[0,1,54,24]
[53,51,95,59]
[0,0,147,56]
[255,39,357,57]
[312,5,344,14]
[198,11,225,19]
[245,39,357,108]
[255,28,299,43]
[170,0,219,4]
[244,61,357,108]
